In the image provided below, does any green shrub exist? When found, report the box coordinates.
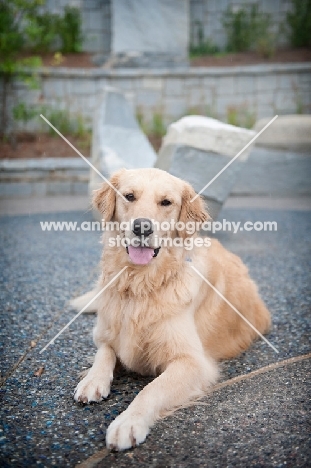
[13,102,39,125]
[25,11,60,53]
[151,113,166,137]
[40,107,89,137]
[223,7,253,52]
[226,105,256,129]
[190,21,220,57]
[222,4,275,55]
[25,5,83,53]
[59,6,83,53]
[286,0,311,47]
[256,35,275,58]
[0,0,83,136]
[0,0,43,135]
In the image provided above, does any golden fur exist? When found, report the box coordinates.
[72,168,271,451]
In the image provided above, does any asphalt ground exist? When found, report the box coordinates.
[1,140,311,468]
[0,202,310,467]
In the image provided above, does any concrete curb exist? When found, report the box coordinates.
[0,158,89,197]
[25,62,311,78]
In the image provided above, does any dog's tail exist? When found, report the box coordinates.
[69,286,101,314]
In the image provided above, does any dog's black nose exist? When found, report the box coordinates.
[132,218,154,237]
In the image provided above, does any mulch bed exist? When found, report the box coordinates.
[191,47,311,67]
[0,133,91,159]
[0,133,162,159]
[19,48,311,69]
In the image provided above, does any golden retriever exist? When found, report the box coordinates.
[72,168,271,451]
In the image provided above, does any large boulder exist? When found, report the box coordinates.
[155,116,256,219]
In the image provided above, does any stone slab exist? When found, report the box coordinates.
[0,158,90,198]
[232,146,311,196]
[165,146,243,219]
[0,158,88,172]
[89,87,157,194]
[110,0,189,67]
[253,115,311,150]
[0,196,90,216]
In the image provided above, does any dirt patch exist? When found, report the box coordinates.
[0,133,91,159]
[190,47,311,67]
[19,48,311,69]
[18,52,95,69]
[0,132,162,159]
[148,135,162,153]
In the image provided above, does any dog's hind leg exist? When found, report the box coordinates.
[69,283,101,314]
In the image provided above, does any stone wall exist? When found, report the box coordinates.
[9,64,311,133]
[190,0,293,49]
[43,0,111,54]
[43,0,293,54]
[0,158,89,197]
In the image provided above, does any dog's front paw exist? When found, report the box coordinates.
[74,374,110,403]
[106,410,150,451]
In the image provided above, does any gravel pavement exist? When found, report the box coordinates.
[0,202,310,467]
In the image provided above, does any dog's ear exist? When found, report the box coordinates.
[93,170,124,221]
[178,183,209,237]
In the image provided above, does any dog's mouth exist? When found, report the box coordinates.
[126,245,161,265]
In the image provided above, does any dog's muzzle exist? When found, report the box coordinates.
[126,218,161,265]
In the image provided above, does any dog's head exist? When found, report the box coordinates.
[93,168,209,265]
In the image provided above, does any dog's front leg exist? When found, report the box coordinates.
[74,343,116,403]
[106,355,218,450]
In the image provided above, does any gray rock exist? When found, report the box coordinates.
[232,146,311,196]
[156,116,256,219]
[253,115,311,151]
[89,86,157,202]
[109,0,189,68]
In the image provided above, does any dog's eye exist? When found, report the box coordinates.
[161,199,172,206]
[125,193,135,202]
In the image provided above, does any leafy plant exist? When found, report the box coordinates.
[256,35,275,58]
[136,110,166,138]
[51,51,64,66]
[182,102,218,120]
[286,0,311,47]
[24,5,82,53]
[40,107,90,139]
[25,11,60,53]
[0,1,83,138]
[190,21,220,57]
[150,112,166,137]
[59,6,83,53]
[0,0,43,136]
[13,102,39,125]
[222,4,274,54]
[226,104,256,129]
[136,108,149,134]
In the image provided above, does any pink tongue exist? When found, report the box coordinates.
[128,246,154,265]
